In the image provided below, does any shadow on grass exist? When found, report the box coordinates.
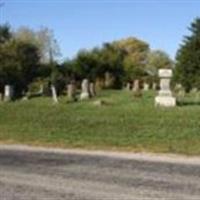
[177,100,200,106]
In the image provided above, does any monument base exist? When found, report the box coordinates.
[80,92,89,100]
[155,96,176,107]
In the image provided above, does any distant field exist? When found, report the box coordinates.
[0,90,200,155]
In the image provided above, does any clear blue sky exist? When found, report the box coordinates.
[1,0,200,60]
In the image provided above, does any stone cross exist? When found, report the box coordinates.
[155,69,176,107]
[80,79,90,100]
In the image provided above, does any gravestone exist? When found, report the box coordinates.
[51,85,58,103]
[89,82,96,97]
[125,82,131,91]
[152,82,157,90]
[80,79,90,100]
[67,81,76,102]
[155,69,176,107]
[4,85,14,102]
[143,83,149,91]
[105,72,114,88]
[132,80,140,92]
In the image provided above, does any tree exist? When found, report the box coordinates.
[0,39,40,97]
[174,18,200,92]
[14,27,61,63]
[146,50,173,76]
[0,24,11,44]
[113,37,149,82]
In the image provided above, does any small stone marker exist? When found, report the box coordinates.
[80,79,90,100]
[132,80,139,92]
[89,82,96,97]
[67,81,76,102]
[51,85,58,104]
[143,83,149,91]
[4,85,14,102]
[155,69,176,107]
[152,82,157,90]
[125,82,131,91]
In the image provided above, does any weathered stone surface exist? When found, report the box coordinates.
[80,79,90,100]
[51,85,58,103]
[152,83,157,90]
[4,85,14,102]
[105,72,114,88]
[67,81,76,102]
[89,82,96,97]
[143,83,149,91]
[132,80,140,92]
[155,69,176,107]
[125,82,131,91]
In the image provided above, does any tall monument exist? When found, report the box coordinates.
[155,69,176,107]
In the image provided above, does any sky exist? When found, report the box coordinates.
[0,0,200,61]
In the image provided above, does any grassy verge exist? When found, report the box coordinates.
[0,90,200,155]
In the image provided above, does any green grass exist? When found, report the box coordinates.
[0,90,200,155]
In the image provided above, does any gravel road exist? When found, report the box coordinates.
[0,145,200,200]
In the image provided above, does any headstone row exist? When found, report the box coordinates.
[68,79,96,102]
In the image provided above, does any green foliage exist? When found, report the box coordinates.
[0,24,12,44]
[147,50,173,75]
[113,37,149,81]
[0,39,40,96]
[174,18,200,92]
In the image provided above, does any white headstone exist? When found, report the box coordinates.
[143,83,149,91]
[155,69,176,107]
[4,85,14,102]
[80,79,90,100]
[51,85,58,103]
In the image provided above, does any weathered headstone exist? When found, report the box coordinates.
[125,82,131,91]
[105,72,114,88]
[155,69,176,107]
[89,82,96,97]
[132,80,140,92]
[80,79,90,100]
[152,82,157,90]
[51,85,58,103]
[4,85,14,102]
[67,81,76,102]
[143,83,149,91]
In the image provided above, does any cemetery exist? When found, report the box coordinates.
[0,18,200,155]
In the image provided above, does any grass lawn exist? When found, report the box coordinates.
[0,90,200,155]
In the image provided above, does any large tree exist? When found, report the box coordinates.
[174,18,200,92]
[14,27,61,63]
[113,37,149,81]
[0,24,11,44]
[0,39,40,97]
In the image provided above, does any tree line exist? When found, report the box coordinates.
[0,17,199,100]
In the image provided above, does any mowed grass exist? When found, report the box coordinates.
[0,90,200,155]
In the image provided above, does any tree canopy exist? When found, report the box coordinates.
[174,18,200,92]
